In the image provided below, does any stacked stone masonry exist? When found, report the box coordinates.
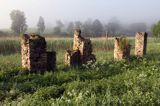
[65,29,96,66]
[135,32,148,56]
[21,34,56,72]
[114,37,131,60]
[47,51,56,71]
[64,50,81,66]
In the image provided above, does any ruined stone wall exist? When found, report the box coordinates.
[65,29,96,66]
[21,34,55,72]
[21,34,30,69]
[114,37,131,60]
[64,50,81,66]
[47,51,56,71]
[135,32,148,56]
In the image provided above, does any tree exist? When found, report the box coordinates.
[56,20,64,28]
[82,19,93,37]
[151,21,160,37]
[67,22,74,36]
[74,21,82,29]
[105,17,121,36]
[53,20,64,35]
[129,23,147,34]
[37,16,45,35]
[53,27,61,35]
[92,19,103,37]
[10,10,27,35]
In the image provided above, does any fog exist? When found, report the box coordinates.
[0,0,160,29]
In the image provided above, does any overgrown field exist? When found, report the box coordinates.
[0,37,160,105]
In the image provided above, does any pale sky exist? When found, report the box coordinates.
[0,0,160,29]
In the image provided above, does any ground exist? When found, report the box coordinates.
[0,37,160,105]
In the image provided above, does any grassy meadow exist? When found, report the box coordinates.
[0,37,160,105]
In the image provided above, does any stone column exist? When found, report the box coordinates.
[135,32,148,56]
[65,29,96,66]
[73,29,83,51]
[21,34,30,69]
[21,34,53,72]
[114,37,131,60]
[64,50,81,66]
[47,51,56,71]
[21,34,47,72]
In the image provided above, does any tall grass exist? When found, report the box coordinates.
[0,37,135,55]
[1,37,160,105]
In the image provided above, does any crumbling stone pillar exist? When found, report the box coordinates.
[73,29,95,64]
[47,51,56,70]
[135,32,148,56]
[65,29,96,66]
[21,34,56,72]
[114,37,131,60]
[64,50,81,66]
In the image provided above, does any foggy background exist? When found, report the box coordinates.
[0,0,160,36]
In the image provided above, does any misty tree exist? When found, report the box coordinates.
[0,31,9,36]
[37,16,45,35]
[10,10,27,35]
[74,21,82,29]
[151,21,160,37]
[66,21,82,36]
[129,23,147,34]
[53,20,64,35]
[105,17,121,36]
[56,20,64,28]
[67,22,74,36]
[82,19,93,37]
[53,27,61,35]
[92,19,103,36]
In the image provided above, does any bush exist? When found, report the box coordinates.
[151,21,160,37]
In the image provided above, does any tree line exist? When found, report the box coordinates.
[53,19,147,37]
[1,9,160,37]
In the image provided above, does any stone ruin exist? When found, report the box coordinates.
[114,37,131,60]
[64,50,81,66]
[21,34,56,72]
[64,29,96,66]
[135,32,148,56]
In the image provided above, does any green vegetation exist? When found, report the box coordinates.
[118,36,129,50]
[151,21,160,38]
[0,37,160,105]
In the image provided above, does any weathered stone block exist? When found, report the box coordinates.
[82,54,96,64]
[135,32,148,56]
[65,29,96,66]
[47,51,56,71]
[21,34,56,72]
[72,29,96,64]
[114,37,131,60]
[64,50,81,66]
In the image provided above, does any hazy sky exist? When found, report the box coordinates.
[0,0,160,29]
